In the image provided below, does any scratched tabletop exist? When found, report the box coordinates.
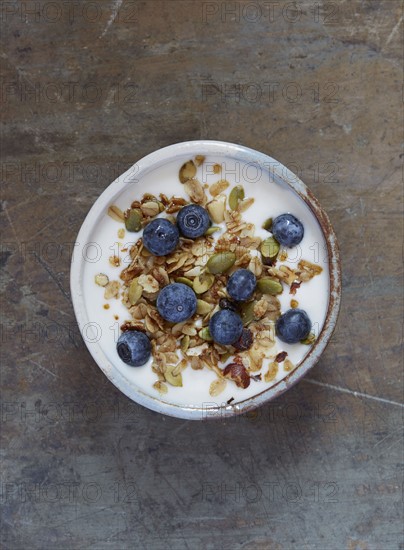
[1,1,403,549]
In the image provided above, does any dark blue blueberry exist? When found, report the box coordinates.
[209,309,243,345]
[272,213,304,247]
[156,283,197,323]
[143,218,179,256]
[176,204,210,239]
[117,331,151,367]
[227,269,256,302]
[276,308,311,344]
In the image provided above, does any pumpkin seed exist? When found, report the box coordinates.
[301,332,316,345]
[175,277,194,288]
[262,217,273,231]
[196,299,213,315]
[165,365,183,387]
[205,226,221,236]
[125,208,142,232]
[128,278,143,305]
[199,327,213,341]
[180,334,190,352]
[179,160,196,183]
[257,277,283,295]
[260,236,280,261]
[207,251,236,274]
[229,185,245,210]
[193,272,215,294]
[240,301,256,326]
[219,352,232,363]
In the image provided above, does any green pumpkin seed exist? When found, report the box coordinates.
[193,272,215,294]
[207,251,236,274]
[199,327,213,341]
[205,226,221,236]
[179,160,196,183]
[165,365,183,387]
[262,217,273,231]
[257,277,283,295]
[128,278,143,305]
[196,299,213,315]
[301,332,316,345]
[240,301,256,326]
[229,185,245,210]
[125,208,143,232]
[180,334,190,352]
[175,277,194,288]
[260,236,280,261]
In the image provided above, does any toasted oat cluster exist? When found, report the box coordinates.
[99,157,323,397]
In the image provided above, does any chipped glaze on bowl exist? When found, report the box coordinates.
[70,141,341,420]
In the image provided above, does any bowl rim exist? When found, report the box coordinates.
[70,140,341,420]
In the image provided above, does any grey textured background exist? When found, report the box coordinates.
[1,1,403,549]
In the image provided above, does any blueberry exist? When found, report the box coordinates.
[209,309,243,345]
[143,218,179,256]
[276,308,311,344]
[177,204,210,239]
[272,213,304,247]
[227,269,256,302]
[157,283,197,323]
[117,331,151,367]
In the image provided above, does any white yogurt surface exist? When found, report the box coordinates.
[79,155,329,408]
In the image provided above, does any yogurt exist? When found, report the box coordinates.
[80,154,329,408]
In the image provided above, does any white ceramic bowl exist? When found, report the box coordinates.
[70,141,341,420]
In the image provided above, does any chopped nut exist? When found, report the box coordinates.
[109,255,121,267]
[184,178,206,204]
[153,381,168,394]
[209,378,227,397]
[264,362,278,382]
[206,194,226,223]
[138,274,160,293]
[141,201,160,218]
[223,362,250,389]
[290,299,299,308]
[290,281,302,295]
[95,273,109,287]
[117,228,125,239]
[104,281,120,299]
[195,155,205,166]
[283,358,295,372]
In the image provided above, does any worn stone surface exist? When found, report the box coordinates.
[1,1,402,548]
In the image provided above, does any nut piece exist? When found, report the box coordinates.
[195,155,205,166]
[141,201,160,218]
[209,378,227,397]
[184,178,205,203]
[104,280,120,299]
[229,185,245,211]
[301,332,316,345]
[257,277,283,295]
[179,160,197,183]
[95,273,109,287]
[206,194,226,223]
[207,251,236,274]
[153,381,168,394]
[264,362,278,382]
[223,362,250,389]
[108,205,124,222]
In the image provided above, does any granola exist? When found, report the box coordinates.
[100,155,324,394]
